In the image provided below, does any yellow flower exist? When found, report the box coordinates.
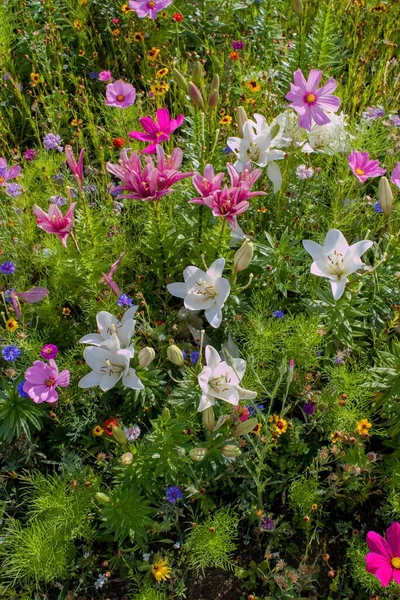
[62,307,71,316]
[71,118,83,126]
[92,51,99,58]
[219,115,232,125]
[147,47,160,61]
[6,318,18,332]
[245,80,261,92]
[251,423,262,436]
[79,49,85,57]
[112,28,120,36]
[122,3,131,11]
[79,0,88,4]
[150,81,169,96]
[133,31,145,42]
[73,19,83,30]
[356,418,372,436]
[269,414,288,436]
[160,10,169,18]
[30,72,40,85]
[92,425,104,436]
[156,68,169,78]
[218,108,226,116]
[245,97,257,106]
[152,558,171,582]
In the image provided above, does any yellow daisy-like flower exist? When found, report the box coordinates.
[147,47,161,61]
[245,80,261,93]
[150,81,169,96]
[92,425,104,437]
[269,414,288,436]
[71,118,83,127]
[112,28,120,36]
[79,0,88,5]
[62,307,71,316]
[160,10,169,18]
[92,51,98,58]
[156,67,169,78]
[356,418,372,436]
[79,49,85,57]
[257,206,267,213]
[152,559,171,582]
[219,115,232,125]
[73,19,83,30]
[6,318,18,332]
[251,423,262,436]
[133,31,145,42]
[122,3,131,11]
[218,108,226,116]
[30,72,40,85]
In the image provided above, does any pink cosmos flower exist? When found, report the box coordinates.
[0,158,21,186]
[391,162,400,189]
[129,0,172,19]
[105,80,136,109]
[348,151,386,183]
[191,165,225,201]
[41,344,59,360]
[366,522,400,587]
[106,144,192,201]
[23,359,70,404]
[99,70,112,82]
[65,145,85,187]
[128,108,184,154]
[33,202,76,247]
[285,69,341,130]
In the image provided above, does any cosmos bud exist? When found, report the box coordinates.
[138,347,155,367]
[95,492,111,504]
[121,452,134,465]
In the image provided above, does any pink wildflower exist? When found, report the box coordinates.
[191,165,225,201]
[391,162,400,189]
[128,108,184,154]
[105,80,136,109]
[348,151,386,183]
[23,359,70,404]
[40,344,59,360]
[106,145,192,201]
[0,158,21,186]
[33,202,76,247]
[285,69,341,130]
[65,145,85,187]
[129,0,172,19]
[366,521,400,586]
[99,70,112,82]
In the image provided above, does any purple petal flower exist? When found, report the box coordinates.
[348,151,386,183]
[105,80,136,109]
[128,108,184,154]
[41,344,59,360]
[165,486,183,504]
[129,0,173,19]
[0,261,16,275]
[23,359,70,404]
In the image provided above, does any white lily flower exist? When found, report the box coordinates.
[78,333,144,392]
[197,345,257,412]
[227,114,285,192]
[167,258,230,329]
[302,112,353,155]
[79,306,138,358]
[302,229,373,300]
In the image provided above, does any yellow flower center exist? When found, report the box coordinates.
[45,377,56,387]
[149,0,155,6]
[0,177,4,183]
[392,557,400,569]
[305,93,316,104]
[117,94,125,102]
[355,168,365,176]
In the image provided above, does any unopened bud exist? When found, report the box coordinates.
[207,89,219,109]
[121,452,134,465]
[189,447,208,462]
[167,344,184,366]
[161,407,171,420]
[138,346,155,367]
[172,69,188,92]
[233,239,254,272]
[192,61,203,85]
[188,82,205,110]
[95,492,111,504]
[202,407,216,431]
[112,426,128,445]
[231,417,258,437]
[221,444,241,458]
[292,0,303,16]
[237,106,248,136]
[378,176,393,215]
[211,74,219,92]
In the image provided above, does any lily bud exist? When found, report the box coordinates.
[237,106,248,136]
[192,61,203,85]
[378,176,393,215]
[188,82,205,110]
[189,447,208,462]
[112,426,128,445]
[202,407,216,431]
[138,347,155,367]
[167,344,184,366]
[211,74,220,92]
[208,89,219,109]
[292,0,303,17]
[121,452,134,465]
[231,417,259,437]
[172,69,188,92]
[233,239,254,272]
[221,444,241,458]
[95,492,111,504]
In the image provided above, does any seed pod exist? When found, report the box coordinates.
[208,89,219,109]
[202,407,216,431]
[211,74,220,92]
[192,61,203,85]
[231,417,258,437]
[112,426,128,445]
[233,239,254,272]
[292,0,303,17]
[189,447,208,462]
[138,346,155,367]
[221,444,241,458]
[167,344,184,366]
[237,106,248,136]
[121,452,134,465]
[188,82,205,110]
[95,492,111,504]
[172,69,189,92]
[378,176,393,214]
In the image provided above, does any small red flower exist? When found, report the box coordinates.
[112,17,119,24]
[103,418,118,436]
[113,137,126,148]
[229,51,240,61]
[172,12,183,21]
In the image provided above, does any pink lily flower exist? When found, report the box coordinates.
[33,202,76,247]
[23,359,70,404]
[348,151,386,183]
[286,69,341,130]
[191,164,225,202]
[106,145,192,201]
[65,145,85,187]
[391,162,400,189]
[0,158,21,186]
[366,521,400,587]
[100,251,126,296]
[201,186,254,227]
[128,108,184,154]
[227,162,262,189]
[105,80,136,109]
[9,287,49,320]
[129,0,172,19]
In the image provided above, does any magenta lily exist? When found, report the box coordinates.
[285,69,341,130]
[227,162,263,189]
[100,251,126,296]
[391,162,400,189]
[105,80,136,109]
[23,359,70,404]
[65,145,85,187]
[201,186,260,227]
[106,145,192,201]
[348,151,386,183]
[33,202,76,247]
[128,108,184,154]
[0,158,21,186]
[191,165,225,202]
[366,521,400,587]
[129,0,172,19]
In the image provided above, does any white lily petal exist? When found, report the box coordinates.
[207,258,225,280]
[198,394,215,412]
[83,346,112,371]
[302,240,325,263]
[78,333,105,345]
[122,305,139,322]
[323,229,349,256]
[267,161,282,192]
[167,282,189,299]
[204,305,223,328]
[205,346,221,370]
[100,371,122,392]
[78,371,102,389]
[330,278,348,300]
[123,368,144,390]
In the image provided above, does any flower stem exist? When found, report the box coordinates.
[152,201,167,284]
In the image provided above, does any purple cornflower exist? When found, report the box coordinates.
[362,106,385,120]
[191,351,199,364]
[17,381,30,397]
[303,403,316,415]
[124,425,141,441]
[373,201,384,213]
[24,149,37,161]
[334,354,344,365]
[5,183,23,197]
[0,261,16,275]
[41,344,59,360]
[83,184,97,193]
[248,404,265,415]
[232,40,244,50]
[260,516,275,531]
[117,293,133,308]
[165,486,183,504]
[4,289,12,303]
[43,133,64,152]
[50,195,67,206]
[2,345,21,362]
[386,114,400,127]
[272,310,285,319]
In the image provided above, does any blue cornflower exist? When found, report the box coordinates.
[52,172,64,183]
[165,486,183,504]
[260,516,274,531]
[248,404,265,416]
[4,289,13,303]
[2,345,21,362]
[0,261,16,275]
[303,403,316,415]
[89,71,99,80]
[191,351,200,364]
[43,133,63,152]
[5,183,23,198]
[17,381,29,398]
[117,294,133,308]
[83,184,97,193]
[272,310,285,319]
[50,195,67,206]
[373,201,383,213]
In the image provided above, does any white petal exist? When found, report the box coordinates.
[78,371,102,389]
[118,320,135,348]
[184,293,214,311]
[323,229,349,256]
[232,358,246,381]
[205,346,221,370]
[207,258,226,280]
[183,266,201,282]
[83,346,111,371]
[330,278,348,300]
[102,333,121,353]
[167,282,188,299]
[122,305,139,322]
[100,371,121,392]
[198,365,213,395]
[204,305,223,328]
[78,333,104,345]
[214,277,230,307]
[123,368,144,390]
[267,161,282,192]
[214,362,240,386]
[302,240,325,263]
[237,386,257,399]
[311,260,335,278]
[97,311,118,338]
[342,240,373,274]
[198,394,215,412]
